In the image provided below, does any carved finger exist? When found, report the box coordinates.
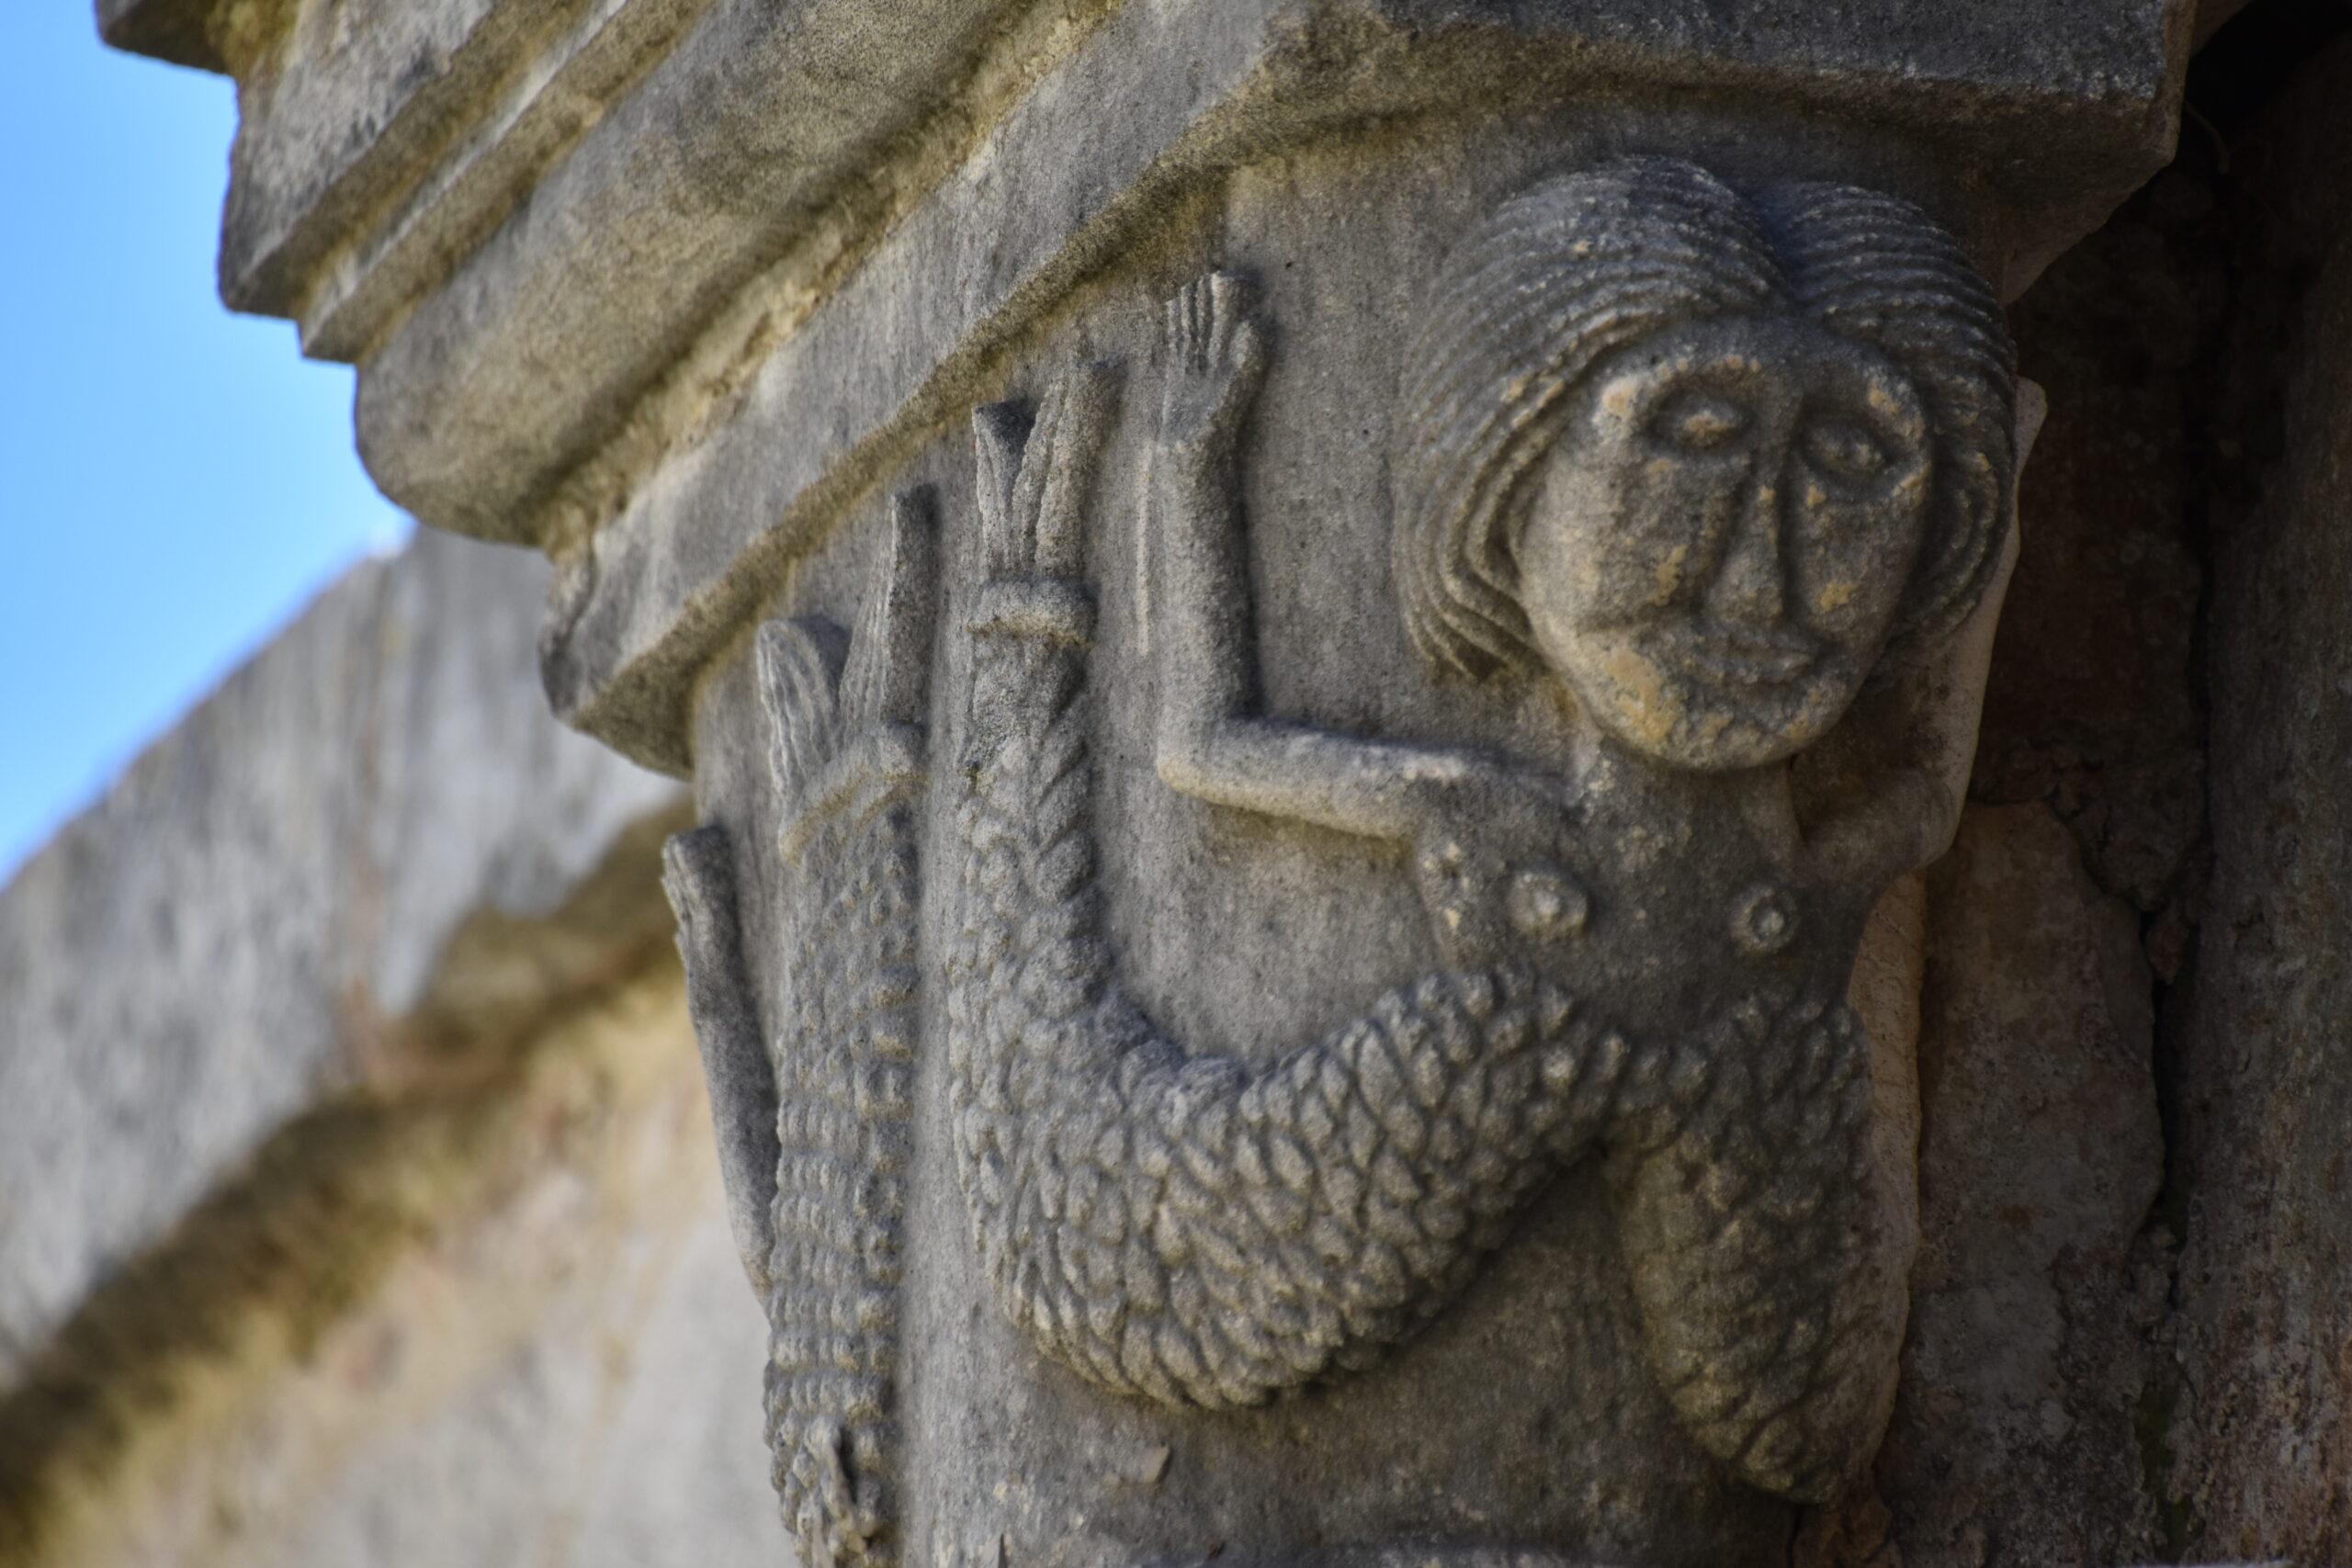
[1237,306,1270,377]
[1206,270,1251,367]
[1189,275,1214,373]
[1033,360,1125,578]
[1159,285,1205,434]
[758,616,844,812]
[755,619,810,795]
[1183,276,1204,372]
[842,486,941,731]
[1007,374,1066,569]
[1161,291,1184,370]
[972,400,1032,577]
[1221,315,1275,461]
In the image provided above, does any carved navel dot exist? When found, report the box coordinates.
[1731,884,1801,956]
[1509,864,1591,941]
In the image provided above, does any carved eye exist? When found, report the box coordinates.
[1801,419,1889,482]
[1651,393,1750,452]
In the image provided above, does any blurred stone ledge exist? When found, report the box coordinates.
[0,532,775,1567]
[104,0,2200,773]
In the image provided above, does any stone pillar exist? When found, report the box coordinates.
[96,0,2226,1563]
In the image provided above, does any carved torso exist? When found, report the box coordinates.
[664,155,2019,1568]
[1400,749,1874,1040]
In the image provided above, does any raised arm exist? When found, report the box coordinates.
[950,358,1657,1415]
[1152,273,1476,841]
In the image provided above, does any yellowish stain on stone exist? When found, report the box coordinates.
[1652,542,1690,603]
[1600,647,1680,750]
[2,964,714,1568]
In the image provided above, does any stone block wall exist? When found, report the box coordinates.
[2165,26,2352,1557]
[1868,11,2352,1560]
[0,532,777,1567]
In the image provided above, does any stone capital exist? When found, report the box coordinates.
[101,2,2234,1564]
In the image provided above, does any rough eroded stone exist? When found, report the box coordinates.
[1880,803,2165,1567]
[530,0,2191,773]
[10,967,775,1568]
[2165,31,2352,1562]
[1971,164,2214,921]
[0,531,681,1395]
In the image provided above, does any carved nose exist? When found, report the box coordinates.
[1706,479,1788,627]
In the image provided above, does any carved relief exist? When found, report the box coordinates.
[946,360,1669,1412]
[945,157,2021,1506]
[666,491,939,1568]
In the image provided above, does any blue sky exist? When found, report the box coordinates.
[0,6,411,882]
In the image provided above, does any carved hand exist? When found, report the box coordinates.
[1148,272,1510,849]
[951,352,1676,1426]
[975,361,1122,583]
[1158,270,1268,457]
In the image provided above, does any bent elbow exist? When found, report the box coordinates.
[1155,721,1217,799]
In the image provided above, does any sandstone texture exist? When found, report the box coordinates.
[1882,803,2166,1568]
[2164,28,2352,1561]
[528,0,2192,774]
[1868,12,2352,1560]
[0,530,680,1394]
[0,532,777,1567]
[61,0,2352,1561]
[109,0,2196,770]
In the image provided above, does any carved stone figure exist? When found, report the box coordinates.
[946,157,2021,1509]
[666,155,2031,1564]
[96,0,2268,1551]
[666,492,939,1568]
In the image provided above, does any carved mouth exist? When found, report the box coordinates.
[1651,622,1820,687]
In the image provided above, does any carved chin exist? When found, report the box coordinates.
[1581,656,1855,770]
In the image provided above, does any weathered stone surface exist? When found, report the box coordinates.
[667,143,2045,1562]
[93,0,223,71]
[2165,31,2352,1561]
[242,0,717,365]
[108,0,2352,1562]
[1878,803,2165,1567]
[1970,161,2214,923]
[357,0,2189,562]
[7,965,775,1568]
[351,0,1053,549]
[526,0,2191,773]
[0,530,682,1396]
[105,0,2199,777]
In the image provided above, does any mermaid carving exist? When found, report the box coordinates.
[666,491,937,1568]
[946,157,2028,1504]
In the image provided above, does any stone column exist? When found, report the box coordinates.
[99,0,2208,1563]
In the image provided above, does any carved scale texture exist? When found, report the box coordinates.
[765,794,918,1568]
[1610,994,1886,1499]
[948,596,1893,1502]
[947,618,1664,1406]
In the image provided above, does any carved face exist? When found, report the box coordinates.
[1516,315,1933,771]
